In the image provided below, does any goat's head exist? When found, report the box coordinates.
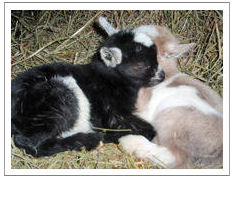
[98,16,195,76]
[98,17,165,87]
[133,25,196,76]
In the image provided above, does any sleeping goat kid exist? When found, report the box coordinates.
[99,17,223,168]
[122,25,223,168]
[11,28,165,157]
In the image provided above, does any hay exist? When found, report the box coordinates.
[11,10,223,169]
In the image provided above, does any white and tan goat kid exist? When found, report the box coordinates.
[98,17,223,168]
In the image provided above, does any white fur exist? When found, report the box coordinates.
[98,16,119,36]
[133,32,153,47]
[119,135,176,168]
[133,25,159,38]
[100,47,122,68]
[136,73,221,123]
[166,43,197,58]
[52,76,93,138]
[151,65,163,81]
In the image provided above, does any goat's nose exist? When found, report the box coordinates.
[159,70,165,81]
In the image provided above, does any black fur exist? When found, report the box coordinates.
[11,30,165,157]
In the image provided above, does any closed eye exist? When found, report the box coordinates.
[136,66,148,70]
[135,62,150,71]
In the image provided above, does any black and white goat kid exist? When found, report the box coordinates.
[11,25,165,157]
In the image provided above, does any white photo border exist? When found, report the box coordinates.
[4,1,230,176]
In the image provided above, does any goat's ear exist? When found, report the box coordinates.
[100,47,122,68]
[98,16,119,36]
[165,43,196,58]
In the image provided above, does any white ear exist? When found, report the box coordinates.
[165,43,196,58]
[100,47,122,68]
[98,16,119,36]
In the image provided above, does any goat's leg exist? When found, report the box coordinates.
[118,135,177,168]
[14,132,102,157]
[37,133,103,157]
[103,115,156,144]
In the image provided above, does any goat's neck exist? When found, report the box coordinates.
[159,57,180,78]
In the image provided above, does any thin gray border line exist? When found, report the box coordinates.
[5,2,231,4]
[4,1,6,177]
[5,2,230,176]
[228,1,230,176]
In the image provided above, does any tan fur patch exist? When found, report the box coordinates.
[152,107,223,168]
[134,25,223,168]
[153,27,180,77]
[135,87,153,112]
[167,75,223,113]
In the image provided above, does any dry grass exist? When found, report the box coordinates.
[11,10,223,169]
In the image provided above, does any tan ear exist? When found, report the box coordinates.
[165,43,196,58]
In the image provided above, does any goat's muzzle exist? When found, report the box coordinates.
[148,69,165,86]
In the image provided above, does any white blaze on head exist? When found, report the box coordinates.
[133,32,154,47]
[133,25,159,38]
[132,25,159,47]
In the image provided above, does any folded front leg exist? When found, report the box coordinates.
[14,132,103,157]
[103,114,156,144]
[119,135,176,168]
